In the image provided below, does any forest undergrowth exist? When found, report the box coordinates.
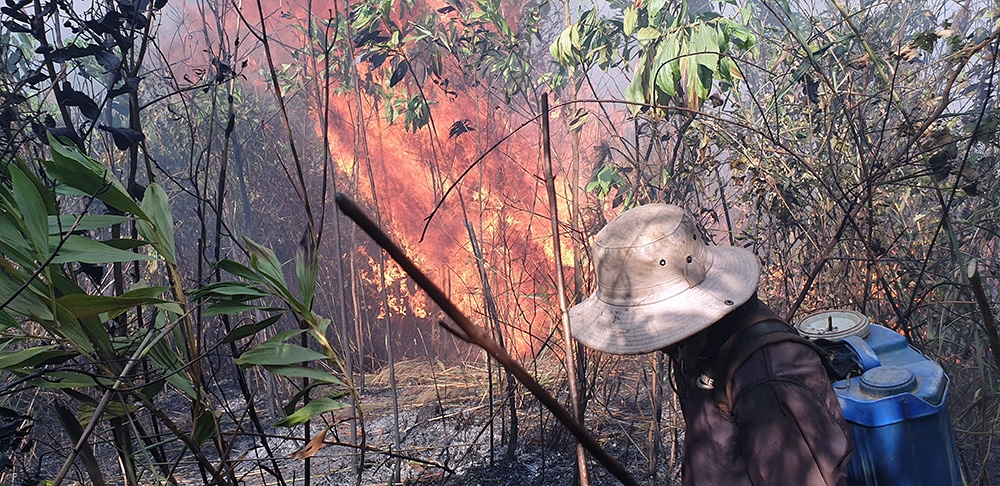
[2,0,1000,483]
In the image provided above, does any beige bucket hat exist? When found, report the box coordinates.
[569,204,760,354]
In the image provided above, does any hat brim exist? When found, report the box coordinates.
[569,245,760,355]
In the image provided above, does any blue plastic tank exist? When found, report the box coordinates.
[837,325,962,485]
[797,312,962,486]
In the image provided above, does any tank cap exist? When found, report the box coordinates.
[859,366,917,398]
[795,309,871,341]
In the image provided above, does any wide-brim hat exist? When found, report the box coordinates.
[569,204,760,354]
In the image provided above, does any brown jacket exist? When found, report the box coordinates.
[672,301,853,485]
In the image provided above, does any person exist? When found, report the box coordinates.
[568,203,853,486]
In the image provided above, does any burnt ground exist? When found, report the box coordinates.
[227,357,686,485]
[8,353,999,485]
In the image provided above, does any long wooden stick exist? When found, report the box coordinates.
[540,94,590,485]
[336,194,638,486]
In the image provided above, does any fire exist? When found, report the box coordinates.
[160,0,590,360]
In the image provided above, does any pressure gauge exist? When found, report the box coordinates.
[795,309,871,341]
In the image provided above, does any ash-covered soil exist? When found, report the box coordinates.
[14,354,995,485]
[226,357,685,485]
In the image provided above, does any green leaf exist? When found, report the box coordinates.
[264,365,345,384]
[729,22,756,50]
[147,337,197,398]
[235,341,327,368]
[691,23,721,70]
[56,304,110,358]
[295,229,318,309]
[192,281,272,300]
[10,165,49,256]
[0,310,17,331]
[50,235,156,265]
[654,35,680,97]
[623,6,638,37]
[193,410,218,446]
[636,27,661,43]
[265,328,307,344]
[48,215,132,234]
[648,0,667,22]
[136,183,176,264]
[45,133,145,218]
[220,315,282,345]
[56,293,168,319]
[245,238,291,298]
[203,301,265,317]
[31,371,113,389]
[0,213,35,267]
[215,259,265,283]
[0,271,53,320]
[274,397,348,427]
[0,345,59,370]
[625,50,652,114]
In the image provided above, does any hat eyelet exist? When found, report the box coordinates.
[686,255,693,263]
[724,299,734,306]
[659,259,666,266]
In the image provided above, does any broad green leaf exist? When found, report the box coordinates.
[215,259,265,283]
[154,302,184,315]
[203,301,265,317]
[0,270,53,320]
[56,293,168,319]
[264,365,345,384]
[681,47,703,108]
[121,286,171,300]
[625,50,652,114]
[648,0,667,22]
[264,328,307,344]
[729,21,756,50]
[295,230,318,309]
[79,401,138,426]
[192,281,272,300]
[193,410,218,446]
[0,310,16,331]
[220,315,282,345]
[654,36,680,97]
[147,337,197,399]
[717,56,743,82]
[56,304,110,358]
[274,397,348,427]
[31,371,113,389]
[636,27,662,43]
[0,345,57,369]
[100,238,150,251]
[50,235,156,265]
[691,23,721,71]
[48,215,132,234]
[623,6,638,37]
[10,165,49,256]
[235,341,327,368]
[45,133,145,218]
[245,238,291,297]
[11,160,58,214]
[0,212,35,267]
[136,183,176,264]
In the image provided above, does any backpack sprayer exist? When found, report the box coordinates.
[795,310,963,486]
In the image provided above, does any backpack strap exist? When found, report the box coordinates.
[713,317,835,417]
